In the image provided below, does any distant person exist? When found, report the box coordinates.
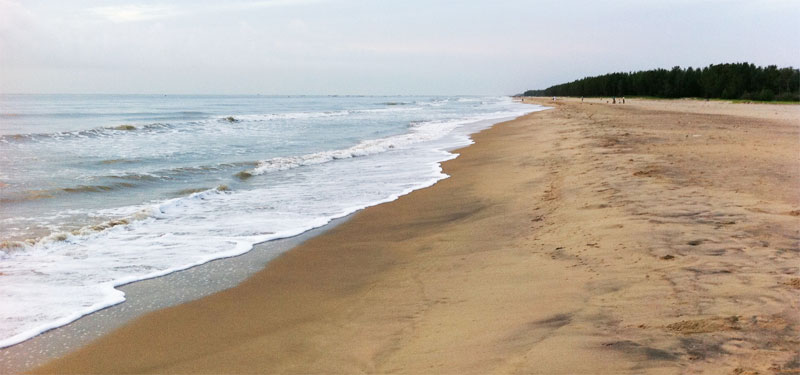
[612,97,616,104]
[552,96,556,101]
[581,96,584,102]
[622,97,626,104]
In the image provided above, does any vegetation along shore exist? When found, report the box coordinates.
[523,63,799,102]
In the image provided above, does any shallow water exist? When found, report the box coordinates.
[0,94,544,347]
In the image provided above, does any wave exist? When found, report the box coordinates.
[0,185,232,256]
[378,101,411,106]
[1,182,141,204]
[0,190,56,203]
[62,182,136,193]
[230,110,350,122]
[0,217,135,255]
[0,123,174,143]
[230,107,421,123]
[2,163,254,202]
[106,172,164,182]
[239,111,527,178]
[415,98,451,106]
[110,124,137,131]
[159,161,257,178]
[173,186,217,196]
[0,111,211,119]
[0,107,423,144]
[99,158,140,165]
[48,176,156,194]
[5,108,522,218]
[356,107,422,114]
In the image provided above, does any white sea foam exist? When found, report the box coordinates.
[0,96,546,348]
[1,107,425,142]
[230,107,423,123]
[245,111,528,177]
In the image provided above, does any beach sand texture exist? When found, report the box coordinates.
[32,98,800,374]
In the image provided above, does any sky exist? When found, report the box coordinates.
[1,0,798,95]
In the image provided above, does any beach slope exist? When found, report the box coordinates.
[33,98,800,374]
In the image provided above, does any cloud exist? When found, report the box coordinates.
[237,0,328,8]
[4,0,798,94]
[89,4,175,22]
[88,0,327,23]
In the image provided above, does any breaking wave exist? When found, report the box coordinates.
[239,111,527,178]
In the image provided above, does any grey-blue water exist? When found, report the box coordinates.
[0,94,543,347]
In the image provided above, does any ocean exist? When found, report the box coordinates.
[0,94,544,347]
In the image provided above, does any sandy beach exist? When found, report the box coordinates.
[31,98,800,374]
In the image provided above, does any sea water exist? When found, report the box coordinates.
[0,94,544,347]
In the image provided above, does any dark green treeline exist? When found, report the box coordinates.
[524,63,799,101]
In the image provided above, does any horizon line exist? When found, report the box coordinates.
[0,92,510,97]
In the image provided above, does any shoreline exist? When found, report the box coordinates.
[0,95,536,355]
[0,112,536,373]
[24,98,800,373]
[0,215,349,373]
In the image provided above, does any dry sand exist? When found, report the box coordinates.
[32,98,800,374]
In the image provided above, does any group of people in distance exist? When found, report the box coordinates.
[550,96,626,104]
[576,96,625,104]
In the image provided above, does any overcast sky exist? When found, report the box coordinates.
[1,0,798,95]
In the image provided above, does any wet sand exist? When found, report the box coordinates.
[32,98,800,374]
[1,217,346,373]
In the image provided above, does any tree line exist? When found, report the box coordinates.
[523,63,799,101]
